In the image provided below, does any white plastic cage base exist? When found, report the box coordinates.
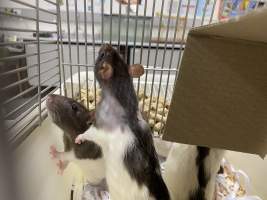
[61,69,175,102]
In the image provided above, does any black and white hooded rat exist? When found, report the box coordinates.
[46,94,105,185]
[163,144,224,200]
[75,44,170,200]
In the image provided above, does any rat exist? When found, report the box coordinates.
[163,144,224,200]
[46,94,105,185]
[75,44,170,200]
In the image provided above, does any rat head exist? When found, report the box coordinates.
[95,44,144,85]
[46,94,94,136]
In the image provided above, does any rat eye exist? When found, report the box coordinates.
[99,51,105,59]
[72,103,78,111]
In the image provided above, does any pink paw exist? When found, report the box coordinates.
[56,160,68,175]
[49,145,58,159]
[75,134,85,144]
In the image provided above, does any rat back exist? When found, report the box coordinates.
[163,144,224,200]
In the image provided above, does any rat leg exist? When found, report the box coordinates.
[49,145,60,159]
[49,145,77,175]
[49,145,76,161]
[56,160,69,175]
[55,151,77,175]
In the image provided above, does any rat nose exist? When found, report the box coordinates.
[46,94,54,104]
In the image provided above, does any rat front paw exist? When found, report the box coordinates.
[75,134,86,144]
[49,145,59,159]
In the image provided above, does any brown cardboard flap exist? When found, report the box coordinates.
[191,8,267,43]
[163,9,267,157]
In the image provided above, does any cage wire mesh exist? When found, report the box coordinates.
[0,0,264,145]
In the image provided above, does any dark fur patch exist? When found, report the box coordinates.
[124,121,170,200]
[73,141,102,159]
[189,146,210,200]
[63,132,102,159]
[218,165,224,174]
[189,188,205,200]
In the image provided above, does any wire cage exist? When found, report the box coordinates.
[0,0,264,146]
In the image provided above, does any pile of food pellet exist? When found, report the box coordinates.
[78,88,102,111]
[215,158,256,200]
[77,87,170,136]
[137,89,170,136]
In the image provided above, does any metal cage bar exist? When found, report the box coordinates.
[101,0,104,43]
[43,0,57,6]
[56,0,62,95]
[159,0,184,131]
[110,0,113,44]
[147,0,166,121]
[0,11,57,25]
[117,0,122,52]
[0,0,262,145]
[125,1,130,62]
[136,0,148,95]
[84,0,89,108]
[175,0,192,80]
[58,0,66,96]
[74,0,81,99]
[11,0,57,15]
[0,27,57,33]
[142,0,157,112]
[153,0,174,131]
[1,0,60,143]
[90,0,97,108]
[0,49,58,62]
[66,0,74,98]
[0,41,57,46]
[132,0,140,65]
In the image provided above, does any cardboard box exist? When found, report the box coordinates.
[163,8,267,157]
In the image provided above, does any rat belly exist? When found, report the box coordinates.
[105,128,150,200]
[73,157,105,185]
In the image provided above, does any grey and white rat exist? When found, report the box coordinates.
[75,44,170,200]
[46,94,105,185]
[163,144,224,200]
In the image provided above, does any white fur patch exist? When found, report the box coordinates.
[163,144,199,200]
[105,129,150,200]
[74,158,105,185]
[98,90,126,130]
[78,126,151,200]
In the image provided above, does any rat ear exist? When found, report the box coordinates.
[99,62,113,80]
[128,64,144,78]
